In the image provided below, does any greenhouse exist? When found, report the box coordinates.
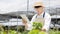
[0,0,60,34]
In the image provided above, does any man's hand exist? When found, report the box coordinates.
[22,18,27,24]
[22,19,28,29]
[41,28,46,32]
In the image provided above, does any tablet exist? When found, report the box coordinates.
[20,14,30,23]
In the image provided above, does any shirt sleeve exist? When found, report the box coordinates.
[26,15,36,30]
[42,14,51,31]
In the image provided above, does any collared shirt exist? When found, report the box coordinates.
[27,12,51,31]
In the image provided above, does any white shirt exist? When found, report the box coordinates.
[27,12,51,31]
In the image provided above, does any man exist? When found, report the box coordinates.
[22,2,51,32]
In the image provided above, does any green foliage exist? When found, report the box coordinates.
[28,29,46,34]
[9,30,17,34]
[21,30,29,34]
[28,22,46,34]
[28,30,40,34]
[49,30,60,34]
[32,22,43,30]
[0,30,21,34]
[39,31,46,34]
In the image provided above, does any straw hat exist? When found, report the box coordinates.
[33,2,44,7]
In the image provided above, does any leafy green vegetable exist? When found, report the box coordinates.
[28,30,46,34]
[32,22,43,30]
[28,22,46,34]
[28,30,40,34]
[9,30,17,34]
[39,31,46,34]
[49,30,60,34]
[21,30,29,34]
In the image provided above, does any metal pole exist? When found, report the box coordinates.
[27,0,29,16]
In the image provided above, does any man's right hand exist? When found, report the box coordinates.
[22,18,27,24]
[22,19,28,29]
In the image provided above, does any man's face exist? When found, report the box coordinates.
[34,6,44,14]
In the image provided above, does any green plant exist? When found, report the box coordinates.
[28,29,46,34]
[9,30,17,34]
[32,22,43,30]
[28,29,40,34]
[49,30,60,34]
[28,22,46,34]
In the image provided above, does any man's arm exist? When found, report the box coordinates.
[22,15,36,30]
[42,14,51,32]
[26,15,36,30]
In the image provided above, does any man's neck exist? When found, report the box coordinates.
[37,11,43,16]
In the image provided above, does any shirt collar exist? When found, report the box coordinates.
[37,11,44,16]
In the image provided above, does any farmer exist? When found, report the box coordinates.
[22,2,51,32]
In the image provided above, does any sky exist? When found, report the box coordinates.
[0,0,60,14]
